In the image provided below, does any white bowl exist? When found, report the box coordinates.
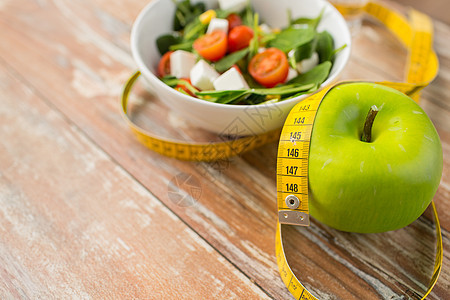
[131,0,351,135]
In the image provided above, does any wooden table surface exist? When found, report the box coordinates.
[0,0,449,299]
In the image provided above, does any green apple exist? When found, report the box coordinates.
[309,82,443,233]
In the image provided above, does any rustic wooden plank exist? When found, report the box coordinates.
[0,2,291,298]
[0,64,269,299]
[424,20,450,111]
[282,207,450,299]
[394,0,450,25]
[0,0,449,299]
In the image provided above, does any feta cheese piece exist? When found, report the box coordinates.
[170,50,197,79]
[296,52,319,74]
[190,60,220,90]
[218,0,247,13]
[258,23,272,34]
[213,67,249,90]
[207,18,229,34]
[286,68,298,82]
[287,49,295,58]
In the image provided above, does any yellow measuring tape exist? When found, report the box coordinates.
[121,1,442,298]
[121,71,281,162]
[276,3,442,299]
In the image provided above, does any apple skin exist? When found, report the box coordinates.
[309,82,443,233]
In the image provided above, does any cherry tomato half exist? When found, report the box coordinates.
[228,25,254,53]
[248,48,289,88]
[193,31,227,62]
[231,64,242,74]
[157,51,173,77]
[226,13,242,31]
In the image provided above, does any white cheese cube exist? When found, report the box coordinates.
[259,23,272,34]
[207,18,229,34]
[213,67,249,90]
[190,60,220,90]
[287,49,295,59]
[286,68,298,82]
[257,47,267,53]
[297,52,319,74]
[218,0,247,13]
[170,50,197,79]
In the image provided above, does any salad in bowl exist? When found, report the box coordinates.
[131,0,351,134]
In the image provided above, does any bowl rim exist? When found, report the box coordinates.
[131,0,352,110]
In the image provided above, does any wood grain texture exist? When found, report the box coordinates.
[0,0,449,299]
[0,66,269,299]
[393,0,450,25]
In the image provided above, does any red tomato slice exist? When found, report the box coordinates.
[228,25,254,53]
[226,13,242,31]
[231,64,242,74]
[248,48,289,88]
[157,51,173,77]
[193,31,227,62]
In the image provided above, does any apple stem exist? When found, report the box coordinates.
[361,105,379,143]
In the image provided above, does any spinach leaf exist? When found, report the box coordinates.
[215,9,229,19]
[243,93,268,105]
[251,83,315,96]
[241,2,254,27]
[294,37,317,62]
[241,72,263,89]
[196,89,246,97]
[288,61,332,86]
[160,76,199,95]
[173,0,205,31]
[183,18,207,41]
[156,34,182,55]
[268,27,315,52]
[169,40,194,52]
[214,48,249,72]
[159,0,206,53]
[329,44,347,61]
[284,28,318,69]
[259,32,276,44]
[315,31,334,63]
[161,75,179,87]
[291,17,313,26]
[248,13,260,59]
[216,91,248,104]
[291,7,325,29]
[192,2,206,14]
[196,90,248,104]
[196,82,316,105]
